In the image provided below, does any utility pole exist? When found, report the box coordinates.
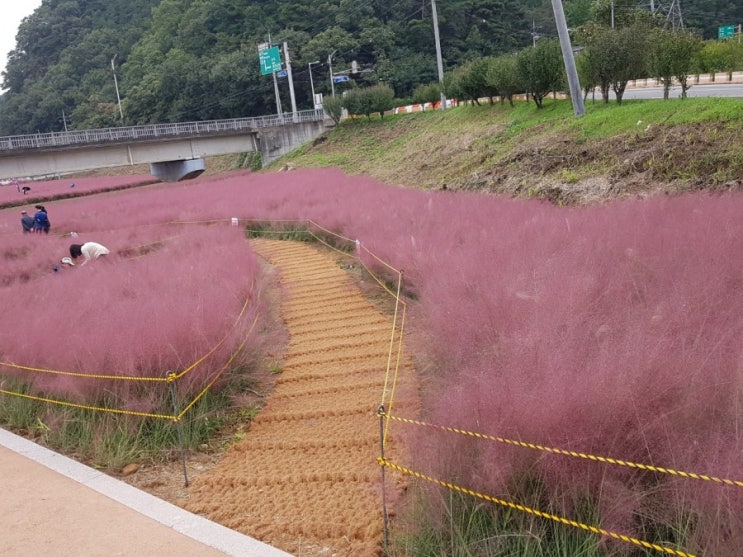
[308,60,320,109]
[283,42,298,121]
[273,71,283,117]
[328,50,337,97]
[611,1,615,28]
[111,54,124,122]
[266,33,282,117]
[431,0,447,110]
[551,0,585,116]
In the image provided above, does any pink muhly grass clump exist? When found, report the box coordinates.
[1,224,262,410]
[401,193,743,548]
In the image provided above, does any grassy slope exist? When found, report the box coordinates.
[273,97,743,204]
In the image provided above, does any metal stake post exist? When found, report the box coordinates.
[167,371,189,487]
[378,405,390,552]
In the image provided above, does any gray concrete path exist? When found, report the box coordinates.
[0,427,292,557]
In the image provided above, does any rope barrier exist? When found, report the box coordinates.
[172,291,253,380]
[380,284,407,449]
[377,457,696,557]
[0,362,169,382]
[0,318,251,422]
[0,293,252,386]
[0,387,177,421]
[307,220,356,245]
[175,314,259,421]
[381,413,743,490]
[1,289,254,423]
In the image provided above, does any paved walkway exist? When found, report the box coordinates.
[184,239,418,556]
[0,427,292,557]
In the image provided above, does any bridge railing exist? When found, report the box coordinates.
[0,109,326,152]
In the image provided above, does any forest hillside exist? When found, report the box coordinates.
[0,0,740,134]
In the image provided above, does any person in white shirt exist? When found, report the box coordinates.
[69,242,110,266]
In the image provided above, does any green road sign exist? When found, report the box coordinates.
[259,46,282,75]
[718,25,735,39]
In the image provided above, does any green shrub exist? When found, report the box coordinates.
[323,95,344,124]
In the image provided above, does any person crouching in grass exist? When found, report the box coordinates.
[69,242,110,266]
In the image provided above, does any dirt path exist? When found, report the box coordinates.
[183,239,417,556]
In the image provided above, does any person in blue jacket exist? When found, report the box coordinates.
[20,210,35,233]
[33,206,50,234]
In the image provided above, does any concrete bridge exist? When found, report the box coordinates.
[0,109,331,182]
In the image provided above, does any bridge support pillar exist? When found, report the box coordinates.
[150,158,205,182]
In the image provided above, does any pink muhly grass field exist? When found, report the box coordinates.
[1,218,263,410]
[2,167,741,549]
[0,175,156,210]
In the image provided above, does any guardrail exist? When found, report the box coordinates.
[0,108,326,153]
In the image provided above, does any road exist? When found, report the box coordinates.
[603,83,743,100]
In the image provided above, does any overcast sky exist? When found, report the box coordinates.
[1,2,43,89]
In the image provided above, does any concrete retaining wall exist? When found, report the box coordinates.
[257,119,332,166]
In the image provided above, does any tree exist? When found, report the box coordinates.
[591,0,653,29]
[564,0,593,27]
[412,83,442,109]
[647,29,703,99]
[436,0,531,62]
[341,87,367,118]
[368,84,395,118]
[485,54,522,107]
[341,84,395,119]
[323,95,344,124]
[578,24,649,104]
[447,59,495,106]
[516,39,564,108]
[694,40,743,81]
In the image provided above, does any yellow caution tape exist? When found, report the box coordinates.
[378,457,696,557]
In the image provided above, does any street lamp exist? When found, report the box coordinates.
[308,60,320,108]
[111,54,124,121]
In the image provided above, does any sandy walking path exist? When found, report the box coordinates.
[184,239,417,556]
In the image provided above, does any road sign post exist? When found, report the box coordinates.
[718,25,735,39]
[258,43,283,117]
[258,46,282,75]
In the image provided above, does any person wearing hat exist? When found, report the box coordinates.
[20,210,34,233]
[69,242,110,266]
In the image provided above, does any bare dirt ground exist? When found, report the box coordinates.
[121,238,419,556]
